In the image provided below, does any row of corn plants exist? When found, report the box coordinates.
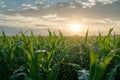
[0,29,120,80]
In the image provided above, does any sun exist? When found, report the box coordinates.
[70,23,82,32]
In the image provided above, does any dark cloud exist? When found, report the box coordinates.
[82,0,120,20]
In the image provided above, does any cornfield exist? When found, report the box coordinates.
[0,29,120,80]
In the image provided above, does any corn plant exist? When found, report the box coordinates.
[0,29,120,80]
[89,48,120,80]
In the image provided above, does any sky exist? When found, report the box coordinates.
[0,0,120,36]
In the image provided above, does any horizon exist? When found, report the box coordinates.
[0,25,119,36]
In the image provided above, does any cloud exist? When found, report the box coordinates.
[0,13,64,29]
[1,0,120,20]
[82,18,114,24]
[0,1,6,8]
[80,0,118,8]
[43,14,66,21]
[0,0,120,26]
[81,18,120,30]
[55,2,70,8]
[0,13,39,27]
[7,9,15,11]
[96,0,118,4]
[35,1,51,9]
[68,2,77,8]
[22,3,32,8]
[36,1,44,8]
[22,3,38,10]
[82,2,95,8]
[82,18,119,25]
